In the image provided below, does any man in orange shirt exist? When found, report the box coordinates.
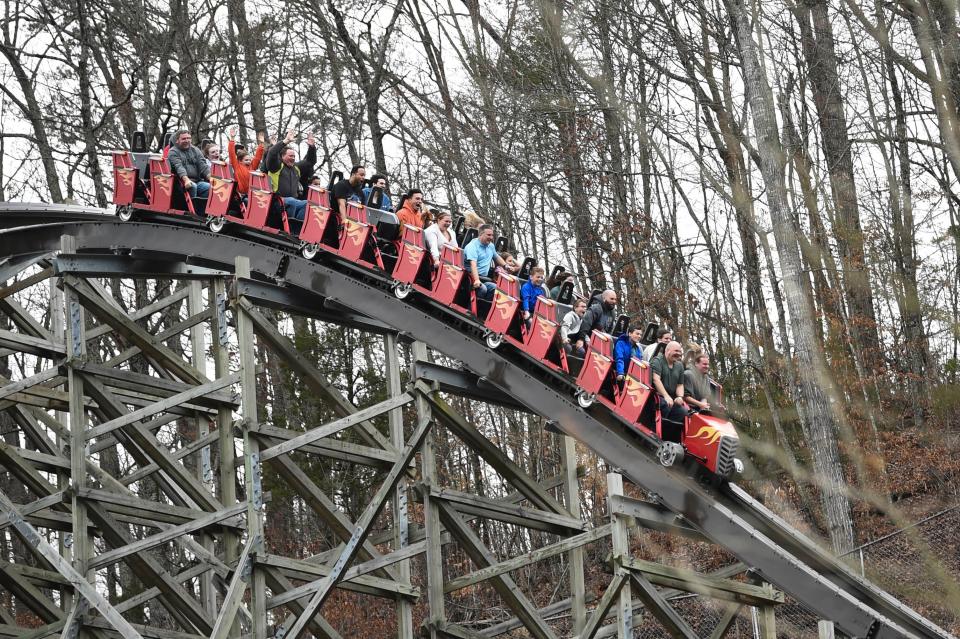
[226,126,265,196]
[397,189,425,228]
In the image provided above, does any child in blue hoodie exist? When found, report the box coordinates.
[521,266,548,323]
[614,324,644,382]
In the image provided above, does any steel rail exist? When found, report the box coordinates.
[0,205,952,639]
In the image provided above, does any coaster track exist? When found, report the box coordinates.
[0,204,952,639]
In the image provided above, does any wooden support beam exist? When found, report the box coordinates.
[263,555,419,604]
[0,265,54,300]
[617,556,784,606]
[281,415,433,639]
[708,604,743,639]
[629,573,699,639]
[257,438,401,582]
[443,524,610,593]
[63,275,207,385]
[607,473,632,639]
[0,329,63,357]
[85,503,215,635]
[87,502,246,570]
[437,500,558,639]
[422,389,569,516]
[84,373,239,441]
[235,297,394,452]
[0,559,64,623]
[209,534,257,639]
[608,495,708,542]
[0,493,142,639]
[254,427,395,467]
[81,376,222,512]
[756,604,777,639]
[257,392,413,461]
[576,572,629,639]
[262,567,344,639]
[428,485,586,535]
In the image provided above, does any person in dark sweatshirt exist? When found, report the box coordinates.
[614,324,644,383]
[265,129,317,224]
[573,289,617,344]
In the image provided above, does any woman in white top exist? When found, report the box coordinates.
[424,210,458,265]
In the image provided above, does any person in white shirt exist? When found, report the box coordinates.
[561,299,588,357]
[424,210,458,265]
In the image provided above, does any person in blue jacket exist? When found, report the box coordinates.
[520,266,547,323]
[614,324,644,383]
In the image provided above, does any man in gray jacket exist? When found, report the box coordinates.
[167,129,211,205]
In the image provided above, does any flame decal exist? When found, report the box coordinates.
[211,178,230,203]
[589,354,609,379]
[493,290,514,321]
[689,425,722,446]
[405,246,422,265]
[624,376,643,408]
[443,264,460,288]
[253,191,270,210]
[118,170,134,187]
[308,205,326,229]
[344,220,364,247]
[154,175,171,197]
[537,319,555,341]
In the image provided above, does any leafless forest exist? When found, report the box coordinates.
[1,0,960,634]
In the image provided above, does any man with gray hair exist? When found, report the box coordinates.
[167,129,210,205]
[651,340,688,442]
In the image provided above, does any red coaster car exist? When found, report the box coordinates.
[482,282,567,372]
[299,186,338,259]
[245,172,291,235]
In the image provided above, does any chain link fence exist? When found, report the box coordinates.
[629,505,960,638]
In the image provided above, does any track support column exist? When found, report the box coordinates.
[213,276,240,636]
[386,333,414,639]
[235,256,267,638]
[607,472,633,639]
[190,280,217,617]
[562,435,586,634]
[63,234,91,637]
[414,342,444,638]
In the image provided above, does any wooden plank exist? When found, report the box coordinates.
[423,389,568,516]
[577,573,629,639]
[429,486,586,535]
[257,392,413,461]
[280,416,433,639]
[629,573,699,639]
[209,535,257,639]
[444,524,611,593]
[609,495,708,542]
[437,500,558,639]
[708,604,743,639]
[254,427,395,467]
[0,265,54,299]
[84,373,239,441]
[262,567,344,639]
[618,556,784,606]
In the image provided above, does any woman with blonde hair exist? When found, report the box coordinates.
[463,211,485,229]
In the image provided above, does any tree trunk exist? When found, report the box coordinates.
[725,0,855,552]
[795,0,883,375]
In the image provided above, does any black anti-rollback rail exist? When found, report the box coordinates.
[0,204,953,639]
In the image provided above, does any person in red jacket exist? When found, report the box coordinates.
[226,126,264,196]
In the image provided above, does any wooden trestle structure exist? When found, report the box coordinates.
[0,236,786,638]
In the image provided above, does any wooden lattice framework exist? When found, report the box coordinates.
[0,237,783,639]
